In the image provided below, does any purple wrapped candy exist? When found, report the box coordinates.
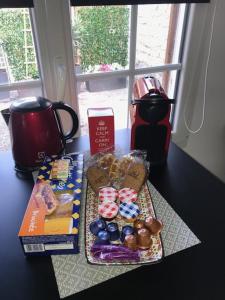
[89,219,106,236]
[91,244,140,262]
[106,222,120,241]
[94,230,110,245]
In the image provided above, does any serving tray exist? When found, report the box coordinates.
[85,183,164,265]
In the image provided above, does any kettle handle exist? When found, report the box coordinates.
[52,101,79,140]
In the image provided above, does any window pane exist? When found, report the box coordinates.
[77,79,128,136]
[0,8,39,84]
[71,6,130,75]
[136,4,185,68]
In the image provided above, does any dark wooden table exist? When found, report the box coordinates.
[1,129,225,300]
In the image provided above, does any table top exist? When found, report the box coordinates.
[1,129,225,300]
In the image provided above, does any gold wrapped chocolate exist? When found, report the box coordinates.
[137,228,152,250]
[124,234,138,251]
[144,216,163,235]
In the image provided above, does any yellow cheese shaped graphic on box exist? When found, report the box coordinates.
[44,217,72,235]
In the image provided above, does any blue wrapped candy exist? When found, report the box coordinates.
[94,230,110,245]
[107,222,120,241]
[90,219,106,236]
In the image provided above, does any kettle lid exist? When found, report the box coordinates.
[10,97,52,113]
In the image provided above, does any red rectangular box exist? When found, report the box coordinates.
[88,108,114,155]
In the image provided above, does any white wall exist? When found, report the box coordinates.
[173,0,225,183]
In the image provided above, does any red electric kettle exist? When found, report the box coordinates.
[8,96,79,172]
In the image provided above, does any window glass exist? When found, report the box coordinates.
[70,4,186,136]
[136,4,185,68]
[71,6,130,75]
[0,8,39,84]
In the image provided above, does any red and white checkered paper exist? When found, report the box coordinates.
[118,188,138,203]
[99,187,118,202]
[98,202,119,219]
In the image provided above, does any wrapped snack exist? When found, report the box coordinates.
[118,156,134,177]
[121,159,147,192]
[91,244,140,262]
[108,158,121,180]
[50,159,70,180]
[98,153,116,170]
[86,166,110,194]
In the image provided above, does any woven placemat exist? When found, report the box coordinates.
[51,180,200,298]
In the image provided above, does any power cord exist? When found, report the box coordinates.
[183,0,218,134]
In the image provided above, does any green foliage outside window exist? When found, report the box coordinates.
[0,9,39,82]
[73,6,129,72]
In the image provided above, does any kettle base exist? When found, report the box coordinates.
[15,163,39,174]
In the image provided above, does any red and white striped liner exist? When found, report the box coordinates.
[98,202,119,219]
[98,187,118,202]
[118,188,138,203]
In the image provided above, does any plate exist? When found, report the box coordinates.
[85,183,164,265]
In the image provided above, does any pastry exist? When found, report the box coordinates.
[119,202,140,222]
[99,187,118,202]
[119,156,133,177]
[121,161,146,192]
[87,166,110,194]
[118,188,137,203]
[35,182,58,215]
[108,158,120,180]
[98,153,115,170]
[98,202,119,220]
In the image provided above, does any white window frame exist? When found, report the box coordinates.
[0,1,188,138]
[0,7,43,101]
[73,4,186,128]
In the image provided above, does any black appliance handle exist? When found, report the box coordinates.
[52,101,79,140]
[131,98,175,105]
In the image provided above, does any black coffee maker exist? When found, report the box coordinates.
[130,76,174,165]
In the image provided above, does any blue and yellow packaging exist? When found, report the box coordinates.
[19,153,83,256]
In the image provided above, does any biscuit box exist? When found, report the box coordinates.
[18,153,83,256]
[88,107,114,155]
